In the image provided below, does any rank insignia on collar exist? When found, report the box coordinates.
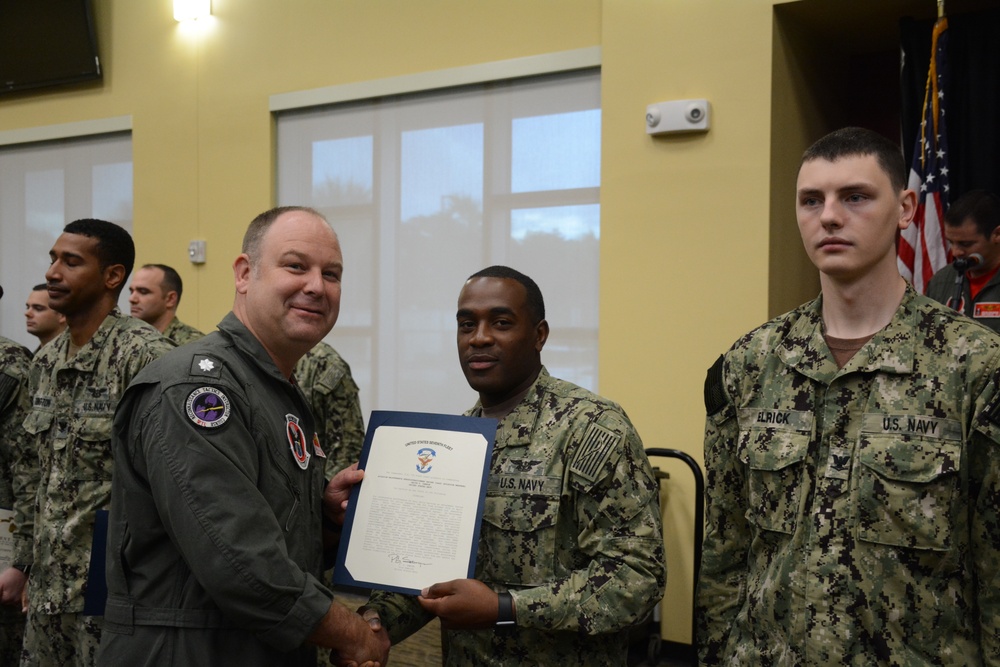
[286,414,311,470]
[186,387,231,428]
[190,355,223,378]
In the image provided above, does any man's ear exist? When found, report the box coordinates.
[989,225,1000,245]
[233,254,252,295]
[104,264,127,292]
[897,189,918,231]
[535,319,549,353]
[164,290,179,309]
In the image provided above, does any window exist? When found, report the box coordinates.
[277,69,600,418]
[0,132,133,347]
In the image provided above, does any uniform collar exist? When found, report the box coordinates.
[53,307,129,372]
[162,317,181,336]
[217,312,292,386]
[470,366,552,449]
[777,286,917,382]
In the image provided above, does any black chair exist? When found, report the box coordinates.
[637,448,704,666]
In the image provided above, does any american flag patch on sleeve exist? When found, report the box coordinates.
[570,422,622,483]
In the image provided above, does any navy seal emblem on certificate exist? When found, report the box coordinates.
[416,447,436,473]
[186,387,231,428]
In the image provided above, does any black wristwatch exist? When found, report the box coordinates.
[496,591,516,627]
[11,562,30,576]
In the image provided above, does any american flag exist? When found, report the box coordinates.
[897,16,951,294]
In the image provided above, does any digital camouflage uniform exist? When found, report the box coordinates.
[368,368,665,666]
[98,313,334,667]
[0,338,32,667]
[18,308,172,667]
[161,316,205,345]
[697,286,1000,666]
[926,263,1000,333]
[295,341,364,478]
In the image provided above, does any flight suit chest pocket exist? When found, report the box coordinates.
[744,429,810,535]
[857,431,961,551]
[479,493,559,587]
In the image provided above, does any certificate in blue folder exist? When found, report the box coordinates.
[333,410,497,596]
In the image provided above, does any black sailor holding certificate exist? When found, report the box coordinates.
[359,265,666,666]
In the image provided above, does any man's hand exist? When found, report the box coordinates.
[417,579,503,630]
[360,606,384,633]
[20,574,29,613]
[310,600,389,667]
[332,607,390,667]
[323,463,365,526]
[0,568,26,607]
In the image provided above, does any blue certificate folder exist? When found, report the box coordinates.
[333,410,497,596]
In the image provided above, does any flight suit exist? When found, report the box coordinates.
[98,313,333,667]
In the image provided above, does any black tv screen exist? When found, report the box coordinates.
[0,0,101,95]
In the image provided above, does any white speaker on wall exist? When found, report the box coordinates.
[645,99,711,135]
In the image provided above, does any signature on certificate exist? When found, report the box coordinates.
[389,553,432,566]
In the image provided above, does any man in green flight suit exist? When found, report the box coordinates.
[98,207,387,667]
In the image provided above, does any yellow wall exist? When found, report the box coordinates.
[601,0,780,646]
[0,0,789,648]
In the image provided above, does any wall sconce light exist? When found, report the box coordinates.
[174,0,211,22]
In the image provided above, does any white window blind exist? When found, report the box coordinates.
[0,132,133,347]
[277,69,600,418]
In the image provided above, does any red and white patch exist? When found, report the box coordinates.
[286,414,310,470]
[312,432,327,459]
[974,302,1000,318]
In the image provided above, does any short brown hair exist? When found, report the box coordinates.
[944,189,1000,237]
[801,127,907,192]
[241,206,328,259]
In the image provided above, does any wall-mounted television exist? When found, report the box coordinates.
[0,0,102,96]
